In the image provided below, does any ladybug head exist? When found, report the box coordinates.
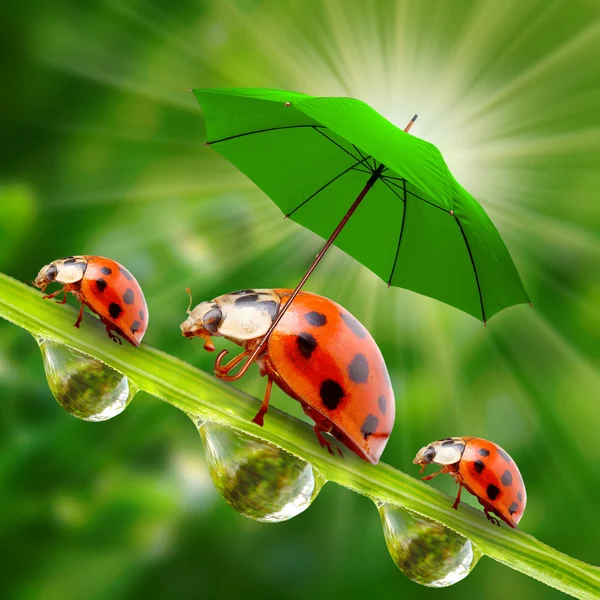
[413,437,466,468]
[180,289,222,351]
[33,257,88,291]
[182,289,281,348]
[413,444,436,467]
[33,263,58,290]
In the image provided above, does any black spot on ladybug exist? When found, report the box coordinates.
[123,288,135,305]
[231,289,255,295]
[474,459,485,474]
[361,414,379,440]
[348,353,369,383]
[235,294,259,305]
[378,395,387,414]
[478,448,491,457]
[487,484,500,501]
[442,439,458,447]
[63,257,77,265]
[340,312,367,338]
[256,300,278,320]
[119,266,134,281]
[108,303,122,319]
[96,278,107,293]
[517,491,523,502]
[305,311,327,327]
[139,310,145,321]
[501,470,513,486]
[100,266,112,275]
[320,379,345,410]
[130,320,141,333]
[497,447,511,462]
[296,332,317,358]
[440,437,453,442]
[508,502,519,515]
[74,261,87,272]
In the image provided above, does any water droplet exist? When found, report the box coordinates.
[378,502,481,587]
[38,339,136,421]
[198,422,323,522]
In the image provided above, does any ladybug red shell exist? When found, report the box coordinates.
[33,255,148,346]
[414,437,526,528]
[181,288,395,464]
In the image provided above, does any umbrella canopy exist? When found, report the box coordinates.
[193,87,529,323]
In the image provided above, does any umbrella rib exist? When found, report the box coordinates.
[286,156,372,218]
[387,180,408,285]
[453,216,487,323]
[207,124,325,145]
[352,144,369,164]
[352,145,376,173]
[312,127,362,162]
[383,177,446,212]
[380,178,405,204]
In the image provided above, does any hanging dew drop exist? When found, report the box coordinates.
[198,422,323,522]
[378,502,481,587]
[38,338,136,421]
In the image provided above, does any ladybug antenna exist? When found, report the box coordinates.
[185,287,194,315]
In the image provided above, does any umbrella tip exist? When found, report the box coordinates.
[529,302,533,308]
[483,319,487,328]
[404,114,419,133]
[202,142,211,147]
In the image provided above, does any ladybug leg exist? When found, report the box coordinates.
[251,377,273,427]
[74,302,85,329]
[42,288,65,301]
[105,326,122,344]
[98,316,122,344]
[313,422,343,458]
[484,508,501,526]
[451,481,464,510]
[421,468,444,481]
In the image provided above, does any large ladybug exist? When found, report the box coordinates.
[33,255,148,346]
[181,288,395,464]
[413,437,526,528]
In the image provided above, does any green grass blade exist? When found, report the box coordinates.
[0,272,598,599]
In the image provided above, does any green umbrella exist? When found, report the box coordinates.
[190,87,529,380]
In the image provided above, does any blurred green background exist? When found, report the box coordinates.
[1,0,599,598]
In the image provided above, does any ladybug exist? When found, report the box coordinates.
[33,255,148,346]
[413,437,526,528]
[181,288,395,464]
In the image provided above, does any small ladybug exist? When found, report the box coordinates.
[33,256,148,346]
[413,437,526,528]
[181,288,395,464]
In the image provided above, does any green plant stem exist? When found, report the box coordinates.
[0,273,598,599]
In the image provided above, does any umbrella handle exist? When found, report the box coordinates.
[214,167,383,382]
[214,115,418,382]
